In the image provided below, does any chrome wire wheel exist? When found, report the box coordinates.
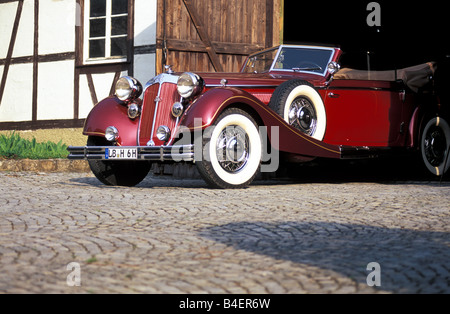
[269,79,326,140]
[216,125,250,173]
[288,97,317,137]
[196,108,262,189]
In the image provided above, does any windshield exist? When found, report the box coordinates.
[241,48,279,74]
[242,46,335,76]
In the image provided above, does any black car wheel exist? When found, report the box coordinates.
[87,136,151,186]
[420,116,450,176]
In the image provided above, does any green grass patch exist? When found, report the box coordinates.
[0,132,69,160]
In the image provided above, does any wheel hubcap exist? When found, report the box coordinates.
[424,127,447,166]
[288,97,317,136]
[216,125,249,173]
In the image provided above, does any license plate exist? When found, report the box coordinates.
[105,148,138,160]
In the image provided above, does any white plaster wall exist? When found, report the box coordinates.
[11,0,34,58]
[0,63,33,122]
[38,0,76,55]
[134,53,155,86]
[78,70,127,119]
[92,72,116,102]
[78,74,93,119]
[133,0,157,83]
[135,0,157,46]
[0,2,18,59]
[0,0,159,125]
[37,60,74,120]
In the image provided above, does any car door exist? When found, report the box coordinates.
[323,79,405,147]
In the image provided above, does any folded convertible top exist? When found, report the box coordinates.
[334,62,436,92]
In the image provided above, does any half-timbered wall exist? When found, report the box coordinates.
[0,0,157,130]
[0,0,78,129]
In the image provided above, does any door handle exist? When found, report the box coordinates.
[328,92,340,98]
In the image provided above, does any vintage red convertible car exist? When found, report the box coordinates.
[68,45,450,188]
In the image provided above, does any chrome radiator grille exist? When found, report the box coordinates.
[139,75,180,146]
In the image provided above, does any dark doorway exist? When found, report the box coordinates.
[283,0,449,70]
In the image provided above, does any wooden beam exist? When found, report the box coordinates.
[32,0,39,122]
[0,0,23,106]
[182,0,224,72]
[0,119,86,131]
[127,0,135,77]
[86,73,98,105]
[156,38,264,56]
[155,0,166,75]
[265,0,273,48]
[109,71,121,96]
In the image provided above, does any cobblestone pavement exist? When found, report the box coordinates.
[0,162,449,294]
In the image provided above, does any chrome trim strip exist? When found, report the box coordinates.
[67,145,195,162]
[167,116,180,146]
[149,83,163,141]
[206,84,278,88]
[244,44,336,77]
[143,73,179,93]
[271,45,335,77]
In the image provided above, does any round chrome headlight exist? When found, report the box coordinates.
[105,126,119,142]
[156,125,171,142]
[177,72,204,99]
[115,76,142,102]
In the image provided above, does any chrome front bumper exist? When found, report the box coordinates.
[67,145,195,162]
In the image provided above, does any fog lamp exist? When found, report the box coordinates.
[156,125,171,142]
[171,102,184,118]
[128,102,141,119]
[105,126,119,142]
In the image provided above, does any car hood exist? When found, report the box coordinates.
[194,72,327,88]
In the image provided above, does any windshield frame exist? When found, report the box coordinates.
[242,45,337,77]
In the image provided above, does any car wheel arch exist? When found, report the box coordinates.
[180,88,267,131]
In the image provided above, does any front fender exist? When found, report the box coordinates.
[180,87,261,130]
[83,96,139,146]
[180,87,341,159]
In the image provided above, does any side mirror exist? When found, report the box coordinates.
[327,61,341,75]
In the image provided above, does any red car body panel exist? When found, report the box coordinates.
[179,87,341,159]
[83,96,140,146]
[324,81,400,146]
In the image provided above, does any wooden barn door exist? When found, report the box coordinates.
[156,0,283,74]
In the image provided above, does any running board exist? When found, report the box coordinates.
[340,146,411,159]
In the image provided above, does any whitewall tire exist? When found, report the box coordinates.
[196,108,262,189]
[269,79,326,140]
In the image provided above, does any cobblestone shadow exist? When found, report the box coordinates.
[67,156,449,189]
[199,221,450,293]
[68,175,209,188]
[276,157,450,184]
